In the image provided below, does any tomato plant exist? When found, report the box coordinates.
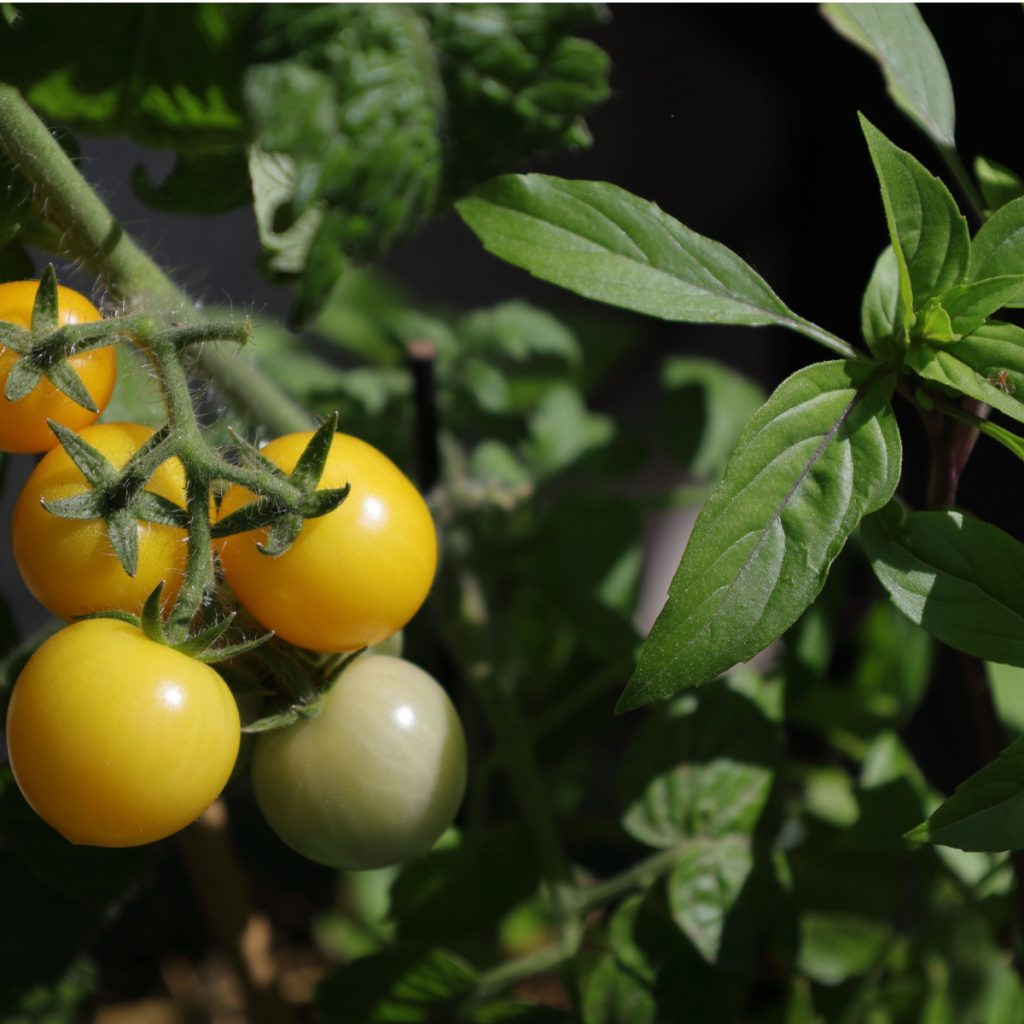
[217,431,438,653]
[251,654,466,870]
[5,618,240,847]
[0,279,116,453]
[12,421,190,619]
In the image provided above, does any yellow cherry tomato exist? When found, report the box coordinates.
[5,619,240,847]
[217,432,437,652]
[12,422,189,619]
[251,654,467,869]
[0,280,117,453]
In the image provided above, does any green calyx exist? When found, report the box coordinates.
[85,582,273,665]
[211,411,350,556]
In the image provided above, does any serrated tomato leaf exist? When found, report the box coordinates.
[907,737,1024,851]
[620,360,901,711]
[861,503,1024,666]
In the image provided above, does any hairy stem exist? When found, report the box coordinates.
[0,84,311,435]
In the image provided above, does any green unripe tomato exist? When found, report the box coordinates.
[251,655,467,870]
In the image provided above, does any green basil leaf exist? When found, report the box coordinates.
[907,737,1024,851]
[941,277,1024,335]
[862,502,1024,666]
[860,115,969,313]
[969,195,1024,290]
[905,320,1024,425]
[457,174,800,328]
[823,4,955,147]
[620,360,901,710]
[861,247,902,359]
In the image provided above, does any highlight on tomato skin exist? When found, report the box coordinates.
[251,654,467,871]
[11,422,191,621]
[0,280,117,454]
[217,431,438,653]
[4,619,241,848]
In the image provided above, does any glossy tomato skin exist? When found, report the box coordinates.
[12,422,190,619]
[218,432,437,653]
[5,619,240,847]
[251,654,466,870]
[0,280,117,453]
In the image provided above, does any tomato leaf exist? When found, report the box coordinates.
[620,673,780,848]
[822,5,955,148]
[0,6,248,146]
[861,502,1024,667]
[131,148,252,215]
[620,360,901,711]
[581,953,657,1024]
[904,320,1024,425]
[457,174,804,329]
[906,737,1024,851]
[314,948,478,1022]
[860,116,970,314]
[667,836,754,966]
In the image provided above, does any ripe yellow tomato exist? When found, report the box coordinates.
[5,619,240,847]
[0,280,117,453]
[217,432,437,652]
[12,422,189,619]
[251,654,467,869]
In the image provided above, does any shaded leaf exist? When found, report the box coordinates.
[975,156,1024,213]
[658,358,766,480]
[314,949,477,1024]
[667,836,753,965]
[907,737,1024,852]
[862,503,1024,667]
[581,954,656,1024]
[823,4,955,147]
[0,6,247,146]
[620,674,780,848]
[622,360,901,710]
[797,912,891,986]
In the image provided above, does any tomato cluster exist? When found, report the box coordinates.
[0,280,465,866]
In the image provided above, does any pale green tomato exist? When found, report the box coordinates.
[251,655,467,870]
